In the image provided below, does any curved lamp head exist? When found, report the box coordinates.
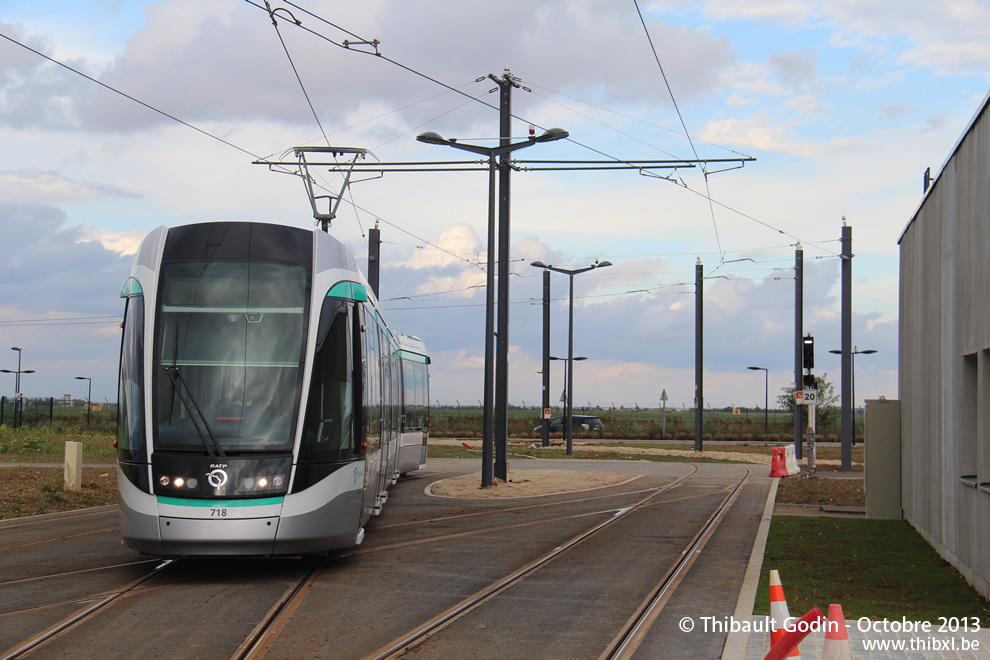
[747,366,765,371]
[596,260,613,268]
[534,127,569,143]
[416,131,449,146]
[531,260,548,268]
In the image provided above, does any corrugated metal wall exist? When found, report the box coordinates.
[899,95,990,599]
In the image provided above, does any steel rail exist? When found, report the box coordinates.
[0,559,160,591]
[600,468,752,659]
[372,479,654,531]
[1,560,176,659]
[360,466,701,660]
[0,527,119,553]
[230,557,329,660]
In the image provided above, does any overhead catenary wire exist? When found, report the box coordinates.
[2,10,841,273]
[241,0,846,263]
[263,1,331,147]
[246,1,829,261]
[633,0,723,262]
[522,80,755,159]
[0,31,262,162]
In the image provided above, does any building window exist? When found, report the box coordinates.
[981,350,990,492]
[961,353,977,487]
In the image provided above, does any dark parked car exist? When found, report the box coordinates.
[533,415,604,433]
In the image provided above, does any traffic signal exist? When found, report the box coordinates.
[802,334,815,370]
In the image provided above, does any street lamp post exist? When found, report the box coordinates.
[419,127,569,487]
[829,347,877,439]
[531,260,612,454]
[550,356,586,442]
[747,366,769,434]
[75,376,92,425]
[1,347,35,429]
[535,265,551,447]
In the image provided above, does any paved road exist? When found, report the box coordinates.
[2,459,775,659]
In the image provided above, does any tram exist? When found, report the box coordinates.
[116,221,429,556]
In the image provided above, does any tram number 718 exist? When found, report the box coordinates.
[211,508,228,517]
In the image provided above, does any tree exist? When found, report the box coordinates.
[776,373,840,430]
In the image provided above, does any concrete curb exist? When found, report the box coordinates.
[721,476,779,659]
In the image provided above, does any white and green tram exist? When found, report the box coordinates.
[116,221,429,556]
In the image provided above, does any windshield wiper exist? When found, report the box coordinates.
[163,365,226,457]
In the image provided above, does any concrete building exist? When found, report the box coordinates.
[898,90,990,599]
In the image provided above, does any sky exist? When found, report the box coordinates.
[0,0,987,411]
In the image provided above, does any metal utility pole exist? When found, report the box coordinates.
[75,376,92,425]
[368,222,381,299]
[417,126,569,489]
[2,347,34,429]
[540,268,550,447]
[493,69,517,482]
[532,261,611,454]
[695,258,704,452]
[840,221,853,471]
[794,244,804,459]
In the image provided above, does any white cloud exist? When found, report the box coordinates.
[75,226,148,256]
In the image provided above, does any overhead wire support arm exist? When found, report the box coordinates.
[254,158,753,174]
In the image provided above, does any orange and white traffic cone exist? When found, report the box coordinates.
[820,603,853,660]
[769,570,802,658]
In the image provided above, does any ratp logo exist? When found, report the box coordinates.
[207,469,228,489]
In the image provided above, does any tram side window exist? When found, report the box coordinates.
[300,298,355,462]
[118,294,147,462]
[364,309,381,445]
[403,360,428,430]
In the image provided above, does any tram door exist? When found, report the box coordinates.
[361,309,384,519]
[377,328,395,501]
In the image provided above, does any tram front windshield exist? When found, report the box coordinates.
[154,261,308,453]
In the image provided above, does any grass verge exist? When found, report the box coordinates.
[756,517,989,625]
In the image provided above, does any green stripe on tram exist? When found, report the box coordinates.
[327,281,368,301]
[398,350,430,364]
[157,496,284,508]
[119,277,143,298]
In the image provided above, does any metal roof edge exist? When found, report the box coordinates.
[898,88,990,245]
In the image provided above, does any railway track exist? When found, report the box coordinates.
[0,463,762,659]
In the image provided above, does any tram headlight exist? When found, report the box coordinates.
[159,475,170,486]
[256,477,269,489]
[273,475,284,488]
[173,477,185,488]
[242,477,255,489]
[187,478,198,489]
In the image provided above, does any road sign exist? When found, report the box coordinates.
[802,389,818,405]
[660,389,668,403]
[543,408,552,419]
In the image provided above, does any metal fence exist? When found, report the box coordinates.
[0,396,59,427]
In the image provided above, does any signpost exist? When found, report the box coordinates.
[797,389,819,473]
[796,388,819,474]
